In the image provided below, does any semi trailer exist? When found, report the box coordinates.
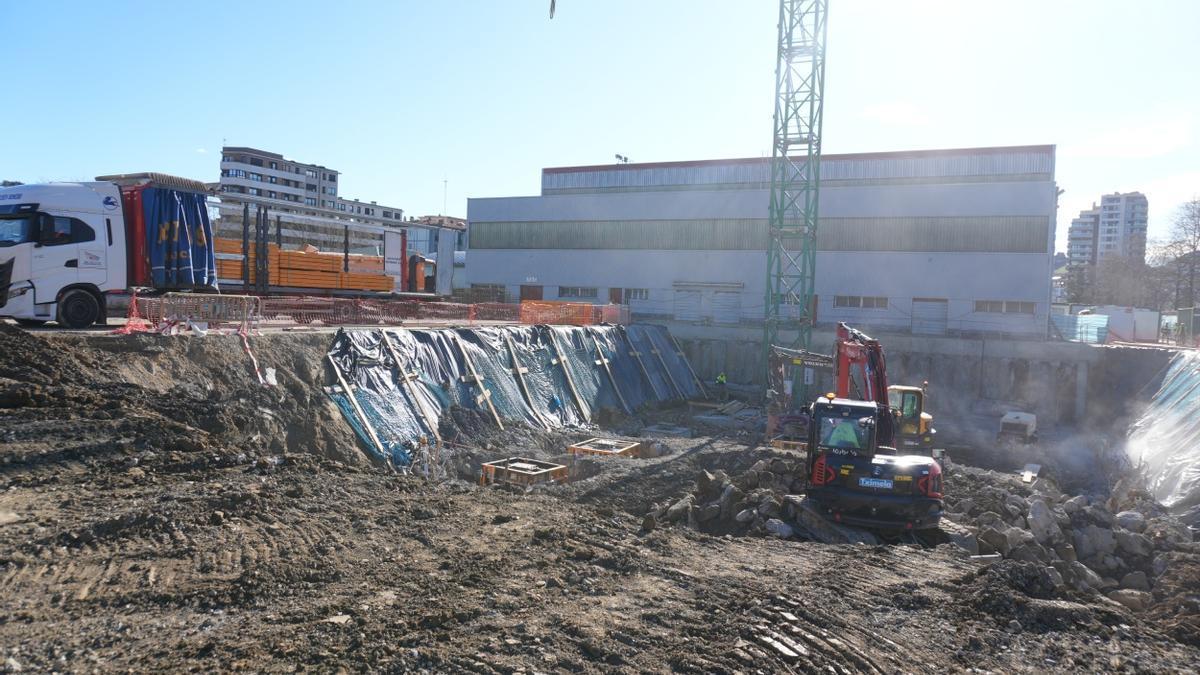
[0,173,216,328]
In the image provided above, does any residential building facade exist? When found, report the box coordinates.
[216,146,411,253]
[1065,192,1148,300]
[467,145,1058,337]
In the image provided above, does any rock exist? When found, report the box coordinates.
[1063,495,1087,514]
[1005,526,1035,553]
[697,503,721,523]
[210,510,226,525]
[1152,554,1169,577]
[741,471,759,490]
[696,470,721,498]
[127,467,146,479]
[953,497,976,516]
[940,518,979,555]
[1120,571,1150,591]
[1145,518,1193,549]
[1114,511,1147,533]
[1009,542,1050,564]
[757,497,782,519]
[666,495,694,522]
[1083,505,1115,528]
[719,484,742,520]
[1106,589,1152,612]
[765,518,795,538]
[1073,525,1116,560]
[641,514,657,532]
[979,527,1011,557]
[1044,566,1065,591]
[735,508,757,524]
[976,511,1006,530]
[1007,619,1022,632]
[1027,499,1061,545]
[1069,561,1104,591]
[1053,542,1077,562]
[1004,494,1028,518]
[749,459,771,474]
[1115,530,1153,559]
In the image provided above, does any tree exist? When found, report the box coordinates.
[1170,198,1200,308]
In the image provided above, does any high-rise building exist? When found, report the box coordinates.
[215,147,413,253]
[1067,193,1148,266]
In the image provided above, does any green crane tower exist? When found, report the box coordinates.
[764,0,829,392]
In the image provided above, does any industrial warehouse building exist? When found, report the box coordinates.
[466,145,1057,337]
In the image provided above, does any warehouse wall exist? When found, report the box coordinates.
[466,146,1057,337]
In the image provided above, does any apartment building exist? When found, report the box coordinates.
[216,147,410,253]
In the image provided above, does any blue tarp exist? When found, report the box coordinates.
[141,187,217,289]
[1051,313,1109,344]
[326,324,703,467]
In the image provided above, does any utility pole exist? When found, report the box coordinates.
[763,0,829,390]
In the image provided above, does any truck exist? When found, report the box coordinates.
[0,174,216,328]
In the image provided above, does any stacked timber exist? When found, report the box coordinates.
[213,238,394,292]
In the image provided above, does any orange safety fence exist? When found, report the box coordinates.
[118,295,631,333]
[518,300,631,326]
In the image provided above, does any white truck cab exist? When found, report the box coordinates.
[0,182,128,327]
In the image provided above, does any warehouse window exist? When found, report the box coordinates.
[624,288,649,302]
[835,295,887,309]
[558,286,597,299]
[975,300,1035,314]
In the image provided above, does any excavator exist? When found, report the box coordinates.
[768,323,945,530]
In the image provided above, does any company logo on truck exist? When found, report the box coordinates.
[102,196,118,210]
[80,250,103,268]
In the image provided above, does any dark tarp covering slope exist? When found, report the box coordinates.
[326,323,702,466]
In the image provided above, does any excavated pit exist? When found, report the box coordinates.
[1,324,1199,672]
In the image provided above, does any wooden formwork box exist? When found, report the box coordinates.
[480,458,569,486]
[567,437,643,459]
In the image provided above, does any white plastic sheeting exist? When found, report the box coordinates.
[1126,350,1200,507]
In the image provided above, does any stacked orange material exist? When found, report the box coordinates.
[212,238,395,291]
[519,300,597,326]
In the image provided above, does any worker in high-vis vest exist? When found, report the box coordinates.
[715,372,728,401]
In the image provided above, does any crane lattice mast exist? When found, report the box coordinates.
[764,0,828,384]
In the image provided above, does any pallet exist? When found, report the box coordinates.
[568,437,642,458]
[480,457,568,486]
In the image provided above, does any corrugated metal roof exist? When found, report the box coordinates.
[542,146,1054,194]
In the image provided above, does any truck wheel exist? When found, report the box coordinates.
[57,289,100,329]
[14,319,46,327]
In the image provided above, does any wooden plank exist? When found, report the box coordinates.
[547,328,587,422]
[453,334,504,430]
[670,333,709,399]
[379,330,441,444]
[648,342,685,400]
[589,329,630,414]
[504,333,550,430]
[326,353,393,471]
[621,328,660,399]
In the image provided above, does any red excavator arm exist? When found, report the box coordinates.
[833,322,895,447]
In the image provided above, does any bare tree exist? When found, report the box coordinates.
[1170,198,1200,307]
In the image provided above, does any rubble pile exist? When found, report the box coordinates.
[645,457,882,545]
[942,463,1195,613]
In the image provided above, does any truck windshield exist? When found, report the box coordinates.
[817,413,874,450]
[0,216,36,247]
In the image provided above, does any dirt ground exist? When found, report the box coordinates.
[2,326,1199,673]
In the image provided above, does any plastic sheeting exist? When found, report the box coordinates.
[1126,350,1200,507]
[326,323,702,467]
[1051,313,1109,344]
[141,187,217,289]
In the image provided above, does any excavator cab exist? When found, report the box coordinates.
[887,384,936,453]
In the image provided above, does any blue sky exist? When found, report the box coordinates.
[2,0,1197,252]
